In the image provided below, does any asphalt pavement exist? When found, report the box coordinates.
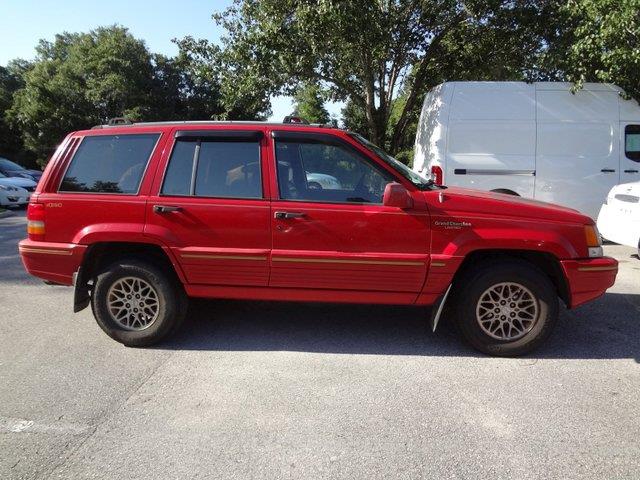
[1,209,639,479]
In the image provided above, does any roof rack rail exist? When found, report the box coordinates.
[90,118,340,129]
[283,115,309,124]
[108,117,133,126]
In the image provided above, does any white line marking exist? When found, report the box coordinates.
[0,416,90,435]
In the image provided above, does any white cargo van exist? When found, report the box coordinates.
[413,81,640,219]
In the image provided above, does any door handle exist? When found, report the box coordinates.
[601,169,616,173]
[624,169,639,173]
[274,211,306,219]
[153,205,182,213]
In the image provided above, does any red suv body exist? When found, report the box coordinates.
[19,121,618,355]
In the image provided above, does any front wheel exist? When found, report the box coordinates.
[452,260,559,356]
[91,260,187,347]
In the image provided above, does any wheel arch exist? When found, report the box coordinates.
[451,249,571,307]
[74,241,186,312]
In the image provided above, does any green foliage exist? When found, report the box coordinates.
[5,26,271,166]
[292,82,330,123]
[561,0,640,100]
[215,0,554,152]
[7,26,158,163]
[173,36,270,120]
[0,61,36,166]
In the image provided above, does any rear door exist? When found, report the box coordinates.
[144,128,271,286]
[268,131,430,297]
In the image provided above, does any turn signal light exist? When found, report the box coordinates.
[27,203,45,240]
[584,224,603,258]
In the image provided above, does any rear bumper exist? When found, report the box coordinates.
[560,256,618,308]
[18,239,86,286]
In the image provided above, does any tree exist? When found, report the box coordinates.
[214,0,554,152]
[6,26,270,165]
[560,0,640,100]
[0,61,33,165]
[7,26,159,163]
[292,81,330,123]
[171,36,271,120]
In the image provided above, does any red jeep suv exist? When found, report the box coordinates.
[19,120,618,356]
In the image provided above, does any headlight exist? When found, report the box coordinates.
[585,224,603,258]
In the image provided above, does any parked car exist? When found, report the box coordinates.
[19,120,617,356]
[0,157,43,182]
[413,81,640,220]
[597,181,640,256]
[306,172,342,190]
[0,171,37,192]
[0,183,29,208]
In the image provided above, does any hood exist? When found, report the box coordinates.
[432,187,592,224]
[608,181,640,198]
[0,176,37,189]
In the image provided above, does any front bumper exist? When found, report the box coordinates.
[560,256,618,308]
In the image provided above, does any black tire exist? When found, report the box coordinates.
[91,259,187,347]
[452,259,558,356]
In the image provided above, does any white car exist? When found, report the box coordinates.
[0,171,37,192]
[597,181,640,255]
[306,172,342,190]
[0,183,29,207]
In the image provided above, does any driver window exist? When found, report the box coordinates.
[274,139,393,203]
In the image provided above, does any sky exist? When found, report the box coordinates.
[0,0,343,121]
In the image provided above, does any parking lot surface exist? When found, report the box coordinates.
[1,209,639,479]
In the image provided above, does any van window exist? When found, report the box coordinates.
[161,139,262,199]
[59,134,159,194]
[625,125,640,162]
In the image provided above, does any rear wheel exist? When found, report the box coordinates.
[452,260,558,356]
[91,260,187,347]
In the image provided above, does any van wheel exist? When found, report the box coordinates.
[91,260,187,347]
[452,260,558,356]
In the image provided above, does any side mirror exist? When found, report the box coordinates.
[383,182,413,209]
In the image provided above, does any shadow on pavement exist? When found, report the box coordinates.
[159,292,640,361]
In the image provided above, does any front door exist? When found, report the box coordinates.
[144,129,271,286]
[269,131,430,296]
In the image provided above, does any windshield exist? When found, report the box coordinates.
[0,158,26,171]
[348,133,433,190]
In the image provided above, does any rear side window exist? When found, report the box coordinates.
[162,138,262,199]
[625,125,640,162]
[59,134,159,194]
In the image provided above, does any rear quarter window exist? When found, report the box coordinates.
[59,134,159,194]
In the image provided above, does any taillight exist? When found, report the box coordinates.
[27,203,45,240]
[431,165,443,185]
